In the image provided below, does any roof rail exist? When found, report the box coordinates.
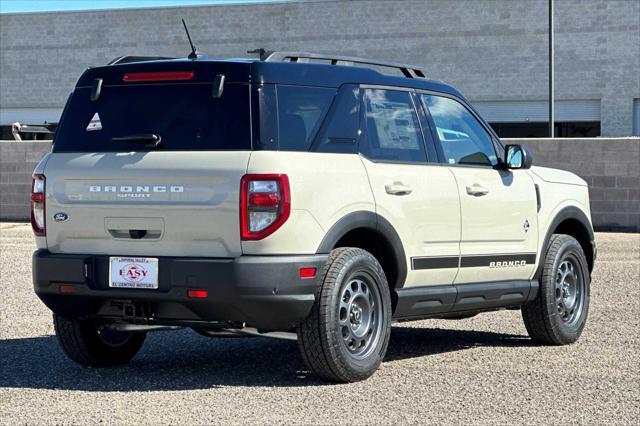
[107,56,176,65]
[264,51,426,79]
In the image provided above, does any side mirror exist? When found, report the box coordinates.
[504,144,533,170]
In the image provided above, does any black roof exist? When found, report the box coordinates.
[251,60,465,99]
[80,54,466,101]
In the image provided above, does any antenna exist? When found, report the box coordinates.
[181,19,199,60]
[247,48,269,61]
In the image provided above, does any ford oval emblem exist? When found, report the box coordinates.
[53,212,69,222]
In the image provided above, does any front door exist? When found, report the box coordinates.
[420,93,538,284]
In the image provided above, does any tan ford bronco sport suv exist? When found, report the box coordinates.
[31,52,595,382]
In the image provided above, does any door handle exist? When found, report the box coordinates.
[466,183,490,196]
[385,182,413,196]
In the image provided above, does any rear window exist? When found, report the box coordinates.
[53,83,251,152]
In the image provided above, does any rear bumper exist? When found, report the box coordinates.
[33,250,327,331]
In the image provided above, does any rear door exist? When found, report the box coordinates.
[359,87,461,288]
[420,93,538,284]
[44,62,252,257]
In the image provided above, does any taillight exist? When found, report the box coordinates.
[31,174,46,236]
[240,174,290,240]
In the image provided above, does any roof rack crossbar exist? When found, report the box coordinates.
[264,51,427,78]
[107,56,176,65]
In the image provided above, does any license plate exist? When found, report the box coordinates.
[109,257,159,289]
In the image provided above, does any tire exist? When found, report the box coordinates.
[297,247,392,382]
[53,314,146,367]
[522,234,590,345]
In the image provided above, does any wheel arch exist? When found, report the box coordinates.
[316,211,408,293]
[539,206,595,277]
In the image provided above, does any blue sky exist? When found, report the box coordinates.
[0,0,285,13]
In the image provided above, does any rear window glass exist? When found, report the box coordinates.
[256,85,335,151]
[53,83,251,152]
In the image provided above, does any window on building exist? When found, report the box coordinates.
[472,100,602,138]
[489,122,601,138]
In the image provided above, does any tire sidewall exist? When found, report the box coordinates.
[543,237,591,342]
[324,252,392,378]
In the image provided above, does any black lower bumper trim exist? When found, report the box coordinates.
[33,250,327,331]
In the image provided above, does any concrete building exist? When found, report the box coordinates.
[0,0,639,138]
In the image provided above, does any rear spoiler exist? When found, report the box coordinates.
[77,60,250,87]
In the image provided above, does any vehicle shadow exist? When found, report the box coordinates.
[0,326,533,391]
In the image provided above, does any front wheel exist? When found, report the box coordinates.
[522,234,590,345]
[54,314,146,367]
[297,247,392,382]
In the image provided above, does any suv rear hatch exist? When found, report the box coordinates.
[44,60,252,257]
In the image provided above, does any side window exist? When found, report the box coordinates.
[255,84,335,151]
[276,85,335,151]
[421,94,497,166]
[361,89,427,163]
[312,85,360,154]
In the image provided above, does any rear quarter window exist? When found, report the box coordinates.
[256,85,335,151]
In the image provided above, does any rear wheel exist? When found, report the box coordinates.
[54,314,146,367]
[297,247,392,382]
[522,234,590,345]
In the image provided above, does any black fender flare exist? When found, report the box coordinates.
[537,205,595,279]
[316,211,408,288]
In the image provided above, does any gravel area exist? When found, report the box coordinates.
[1,223,638,424]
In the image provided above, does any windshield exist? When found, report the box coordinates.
[53,82,251,152]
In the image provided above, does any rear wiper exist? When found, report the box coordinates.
[112,134,161,147]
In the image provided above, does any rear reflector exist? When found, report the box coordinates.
[123,71,195,82]
[299,267,317,279]
[59,284,75,294]
[187,289,208,299]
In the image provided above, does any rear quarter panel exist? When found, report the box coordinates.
[243,151,375,254]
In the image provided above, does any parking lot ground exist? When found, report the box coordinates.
[1,223,638,424]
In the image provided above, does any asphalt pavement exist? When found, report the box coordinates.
[1,223,638,424]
